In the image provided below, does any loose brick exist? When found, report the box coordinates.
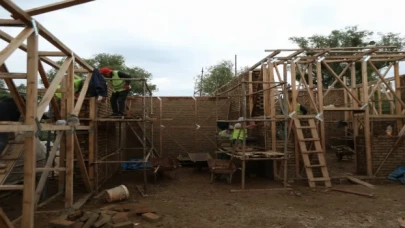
[112,212,128,224]
[141,213,161,223]
[68,210,83,221]
[49,219,75,228]
[73,222,84,228]
[134,206,157,215]
[82,213,99,228]
[93,213,112,227]
[110,221,134,228]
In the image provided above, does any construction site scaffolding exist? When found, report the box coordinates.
[214,56,289,191]
[215,46,405,189]
[94,77,156,196]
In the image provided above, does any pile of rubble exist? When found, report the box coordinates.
[49,204,160,228]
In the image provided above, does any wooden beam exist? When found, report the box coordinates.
[316,61,326,152]
[73,132,92,192]
[25,0,95,16]
[322,62,362,105]
[88,97,96,190]
[369,61,405,108]
[0,64,26,115]
[38,51,65,56]
[361,60,372,176]
[65,60,75,208]
[22,31,38,228]
[34,131,64,207]
[0,18,25,27]
[72,72,92,116]
[0,0,93,71]
[37,57,72,119]
[38,60,61,119]
[394,62,403,133]
[0,72,26,79]
[0,27,33,67]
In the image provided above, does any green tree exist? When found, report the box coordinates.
[289,26,405,87]
[16,83,26,94]
[196,60,236,96]
[0,79,11,99]
[42,53,157,95]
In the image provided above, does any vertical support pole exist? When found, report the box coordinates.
[241,76,247,190]
[262,63,269,152]
[59,76,67,192]
[394,62,403,133]
[290,62,299,176]
[351,63,359,172]
[65,57,75,208]
[88,97,96,190]
[142,80,147,193]
[159,97,163,156]
[316,61,326,152]
[308,63,313,90]
[194,97,198,154]
[248,71,253,116]
[269,61,277,179]
[22,30,38,228]
[377,84,382,115]
[283,61,289,188]
[120,122,126,169]
[362,61,372,176]
[343,76,348,137]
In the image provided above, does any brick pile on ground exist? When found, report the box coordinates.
[49,203,161,228]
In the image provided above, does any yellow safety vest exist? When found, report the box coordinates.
[296,103,301,115]
[111,71,125,92]
[55,77,83,99]
[232,129,247,140]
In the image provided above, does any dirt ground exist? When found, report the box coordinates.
[15,164,404,228]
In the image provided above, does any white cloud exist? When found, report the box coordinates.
[0,0,405,95]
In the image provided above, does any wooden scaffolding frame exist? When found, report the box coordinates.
[0,1,149,227]
[215,46,405,188]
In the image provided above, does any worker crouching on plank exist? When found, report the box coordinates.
[99,67,132,117]
[231,117,256,147]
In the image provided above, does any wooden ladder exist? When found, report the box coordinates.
[293,116,331,188]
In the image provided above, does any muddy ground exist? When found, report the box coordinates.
[7,162,402,228]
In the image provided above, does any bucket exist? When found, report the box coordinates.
[104,185,130,203]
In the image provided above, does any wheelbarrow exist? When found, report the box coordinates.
[207,159,237,184]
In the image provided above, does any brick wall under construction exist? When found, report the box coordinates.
[356,136,405,177]
[125,97,229,160]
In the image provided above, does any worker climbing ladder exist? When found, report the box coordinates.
[292,115,331,188]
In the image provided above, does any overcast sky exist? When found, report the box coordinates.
[0,0,404,96]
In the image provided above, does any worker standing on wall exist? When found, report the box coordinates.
[99,67,132,117]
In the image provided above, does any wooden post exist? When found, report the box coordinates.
[343,76,348,137]
[316,61,326,152]
[88,97,95,189]
[351,63,359,172]
[290,62,300,176]
[58,76,67,192]
[65,58,74,208]
[394,62,403,133]
[363,61,372,176]
[22,30,38,228]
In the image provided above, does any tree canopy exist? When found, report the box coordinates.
[42,53,157,95]
[195,60,249,96]
[289,26,405,87]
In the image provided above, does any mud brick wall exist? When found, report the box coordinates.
[126,97,229,159]
[356,136,405,176]
[95,87,120,188]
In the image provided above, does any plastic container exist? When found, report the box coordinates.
[104,185,130,202]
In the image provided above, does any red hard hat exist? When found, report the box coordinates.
[100,67,113,75]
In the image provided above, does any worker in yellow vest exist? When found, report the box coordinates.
[288,97,308,115]
[54,75,84,100]
[99,67,132,116]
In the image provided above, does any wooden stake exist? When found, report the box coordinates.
[22,31,38,228]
